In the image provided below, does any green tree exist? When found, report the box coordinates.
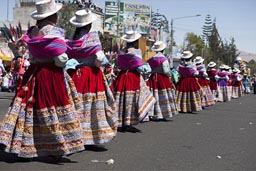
[202,14,212,44]
[247,59,256,76]
[222,37,239,66]
[201,15,240,66]
[207,19,223,64]
[58,2,79,38]
[184,32,204,57]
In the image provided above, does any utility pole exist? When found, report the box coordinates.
[170,18,174,55]
[7,0,9,21]
[116,0,120,37]
[169,14,201,56]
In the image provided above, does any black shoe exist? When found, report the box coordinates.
[47,155,62,163]
[125,126,142,133]
[17,157,32,162]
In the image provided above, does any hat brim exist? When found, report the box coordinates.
[194,59,204,64]
[69,14,97,28]
[31,3,63,20]
[151,44,166,52]
[181,54,193,59]
[208,64,216,67]
[121,33,141,42]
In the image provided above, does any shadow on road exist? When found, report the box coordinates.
[84,145,108,152]
[0,148,78,164]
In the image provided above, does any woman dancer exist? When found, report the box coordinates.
[231,68,244,98]
[0,0,84,161]
[207,61,218,101]
[66,9,118,145]
[175,51,202,113]
[194,56,215,108]
[216,64,230,102]
[112,30,155,132]
[147,41,178,120]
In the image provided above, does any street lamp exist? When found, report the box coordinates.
[169,14,201,55]
[151,11,169,41]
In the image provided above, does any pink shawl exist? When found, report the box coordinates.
[178,64,197,77]
[118,53,143,70]
[147,54,167,70]
[23,27,67,59]
[66,32,102,59]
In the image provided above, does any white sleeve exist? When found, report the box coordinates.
[94,51,105,67]
[162,60,171,76]
[53,53,69,67]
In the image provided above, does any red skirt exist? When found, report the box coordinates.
[67,66,118,145]
[17,63,71,108]
[147,73,174,89]
[175,77,202,112]
[232,81,242,87]
[0,63,84,158]
[209,79,218,90]
[113,70,140,92]
[198,77,209,87]
[176,77,201,92]
[68,66,105,93]
[113,70,155,126]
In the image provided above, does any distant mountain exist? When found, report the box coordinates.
[238,51,256,62]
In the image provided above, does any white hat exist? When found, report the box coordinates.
[70,9,97,28]
[31,0,63,20]
[219,64,227,69]
[235,56,242,61]
[193,56,204,64]
[224,65,231,70]
[151,41,166,52]
[207,61,216,68]
[232,68,240,73]
[121,30,141,43]
[181,51,193,59]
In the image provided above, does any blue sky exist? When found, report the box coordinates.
[1,0,256,54]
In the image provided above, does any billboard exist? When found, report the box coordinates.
[104,1,124,35]
[104,1,151,35]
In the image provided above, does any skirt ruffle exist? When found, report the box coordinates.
[113,70,156,126]
[147,73,178,119]
[175,77,202,112]
[69,66,118,145]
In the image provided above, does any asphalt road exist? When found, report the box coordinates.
[0,92,255,170]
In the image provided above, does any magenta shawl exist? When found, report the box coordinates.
[178,64,197,77]
[196,64,206,73]
[147,54,167,70]
[23,27,67,59]
[218,71,228,77]
[118,53,143,70]
[66,32,102,59]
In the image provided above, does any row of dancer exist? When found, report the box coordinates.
[207,62,246,102]
[0,1,118,162]
[0,0,169,161]
[0,0,247,162]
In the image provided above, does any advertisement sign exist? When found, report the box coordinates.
[104,1,151,35]
[104,1,124,35]
[123,2,151,34]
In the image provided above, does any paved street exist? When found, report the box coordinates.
[0,92,256,170]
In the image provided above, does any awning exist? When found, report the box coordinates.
[0,56,13,61]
